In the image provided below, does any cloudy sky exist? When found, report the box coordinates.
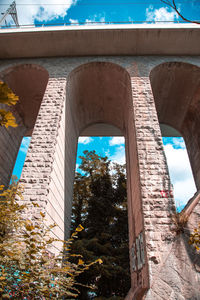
[0,0,199,27]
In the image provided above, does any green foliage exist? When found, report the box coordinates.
[71,150,130,299]
[0,81,18,128]
[0,180,101,299]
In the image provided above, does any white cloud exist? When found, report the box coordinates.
[128,16,134,23]
[110,145,125,165]
[146,5,178,23]
[85,14,106,25]
[172,137,185,149]
[163,144,196,207]
[109,137,125,146]
[173,178,196,208]
[0,0,77,26]
[69,18,79,25]
[105,149,110,157]
[78,137,93,144]
[20,137,31,153]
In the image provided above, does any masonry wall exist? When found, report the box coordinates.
[0,56,200,299]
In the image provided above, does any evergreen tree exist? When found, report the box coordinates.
[71,151,130,299]
[71,173,90,231]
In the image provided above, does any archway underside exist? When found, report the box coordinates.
[150,62,200,189]
[0,64,49,186]
[66,62,149,298]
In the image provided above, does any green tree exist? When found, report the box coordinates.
[71,151,130,299]
[71,173,90,231]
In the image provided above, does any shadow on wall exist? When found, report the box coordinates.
[0,63,49,186]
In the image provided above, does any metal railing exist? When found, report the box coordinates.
[1,19,199,29]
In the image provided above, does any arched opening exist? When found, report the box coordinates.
[150,62,200,204]
[0,64,49,185]
[160,123,196,210]
[64,62,149,298]
[71,122,130,298]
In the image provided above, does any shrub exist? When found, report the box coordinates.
[0,180,102,299]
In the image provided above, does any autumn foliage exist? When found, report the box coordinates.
[0,81,18,128]
[189,223,200,252]
[0,82,101,298]
[0,181,102,299]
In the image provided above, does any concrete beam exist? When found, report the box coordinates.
[0,24,200,58]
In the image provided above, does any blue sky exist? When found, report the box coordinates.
[12,137,31,179]
[0,0,200,27]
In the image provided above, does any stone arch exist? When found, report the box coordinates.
[1,63,49,135]
[80,121,123,136]
[67,61,132,134]
[0,63,49,186]
[64,61,149,298]
[150,61,200,189]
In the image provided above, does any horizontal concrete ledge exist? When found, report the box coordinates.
[0,24,200,58]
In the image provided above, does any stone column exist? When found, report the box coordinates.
[131,76,176,299]
[130,76,200,299]
[20,78,77,246]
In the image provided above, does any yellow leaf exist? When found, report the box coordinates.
[0,109,17,128]
[76,224,84,232]
[0,81,19,106]
[25,220,34,231]
[0,277,6,280]
[40,211,45,218]
[96,258,103,264]
[78,259,84,265]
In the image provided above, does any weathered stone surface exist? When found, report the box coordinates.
[0,56,199,299]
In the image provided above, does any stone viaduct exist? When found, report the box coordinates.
[0,24,200,299]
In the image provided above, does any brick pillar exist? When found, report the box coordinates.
[129,76,200,299]
[130,76,176,299]
[20,78,78,245]
[125,101,150,299]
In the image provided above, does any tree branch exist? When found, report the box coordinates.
[160,0,200,24]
